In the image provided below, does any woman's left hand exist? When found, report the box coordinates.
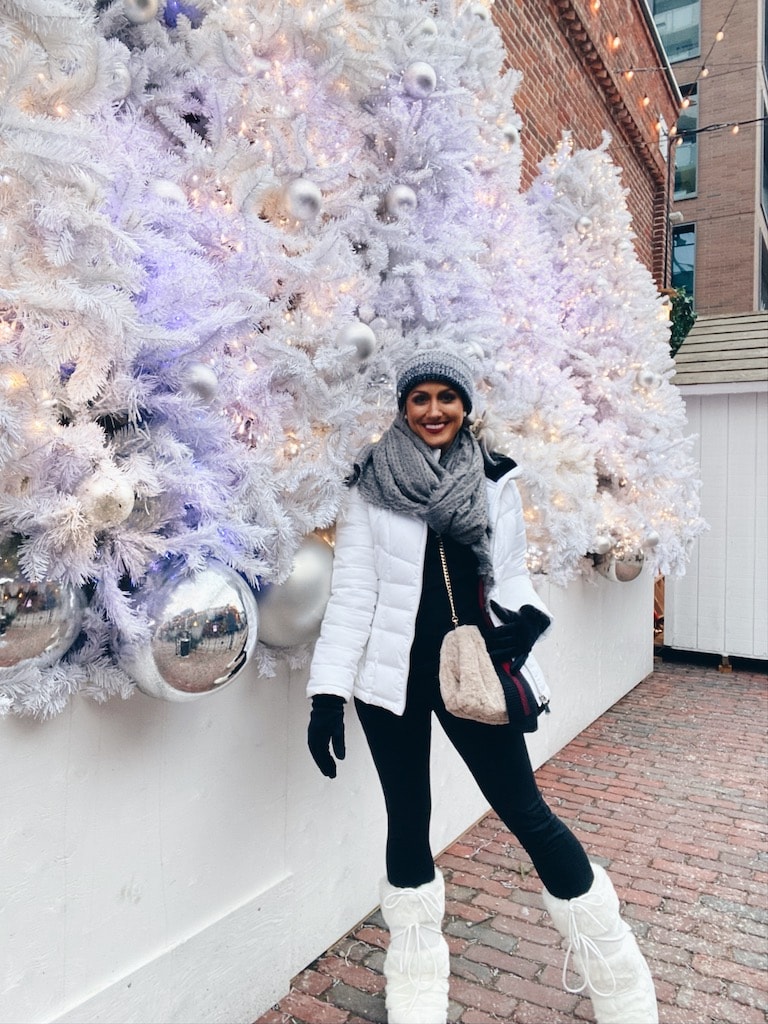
[485,602,551,667]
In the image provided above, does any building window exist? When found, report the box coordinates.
[675,84,698,199]
[672,224,695,299]
[653,0,701,62]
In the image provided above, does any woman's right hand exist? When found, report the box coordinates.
[307,694,346,778]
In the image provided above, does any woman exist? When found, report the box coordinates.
[307,348,657,1024]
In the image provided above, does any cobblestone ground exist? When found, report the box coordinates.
[256,659,768,1024]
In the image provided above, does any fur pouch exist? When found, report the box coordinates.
[438,624,509,725]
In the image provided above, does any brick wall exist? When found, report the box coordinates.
[667,0,764,314]
[493,0,680,283]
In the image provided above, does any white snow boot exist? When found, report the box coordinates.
[542,863,658,1024]
[379,870,450,1024]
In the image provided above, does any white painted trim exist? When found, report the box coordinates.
[53,875,295,1024]
[677,381,768,395]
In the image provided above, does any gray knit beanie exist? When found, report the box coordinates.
[396,348,475,413]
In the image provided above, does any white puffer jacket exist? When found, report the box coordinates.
[307,465,552,716]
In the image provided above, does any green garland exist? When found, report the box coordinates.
[666,288,697,356]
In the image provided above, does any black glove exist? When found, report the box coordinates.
[307,694,346,779]
[485,601,551,671]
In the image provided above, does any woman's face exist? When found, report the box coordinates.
[404,381,465,449]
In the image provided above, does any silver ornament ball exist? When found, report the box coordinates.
[110,62,132,100]
[636,368,658,389]
[384,185,418,217]
[184,361,218,403]
[256,535,333,647]
[78,466,135,528]
[575,215,593,235]
[592,535,613,555]
[283,178,323,221]
[501,123,520,145]
[643,530,661,549]
[119,559,258,701]
[338,322,376,361]
[0,535,85,673]
[417,17,438,35]
[123,0,159,24]
[150,179,187,205]
[593,550,645,583]
[468,3,492,21]
[403,62,437,99]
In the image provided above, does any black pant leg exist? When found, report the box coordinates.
[434,702,594,899]
[354,695,436,888]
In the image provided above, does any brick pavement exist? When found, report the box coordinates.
[256,659,768,1023]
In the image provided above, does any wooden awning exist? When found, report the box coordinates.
[673,312,768,386]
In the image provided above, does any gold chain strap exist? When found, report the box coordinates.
[437,536,460,629]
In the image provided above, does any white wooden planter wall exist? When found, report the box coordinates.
[0,572,653,1024]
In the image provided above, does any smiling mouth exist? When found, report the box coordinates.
[423,422,447,431]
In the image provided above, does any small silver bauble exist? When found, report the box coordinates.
[384,185,418,217]
[0,535,85,673]
[149,179,187,204]
[403,62,437,99]
[255,535,333,647]
[283,178,322,221]
[184,361,218,403]
[417,17,438,35]
[575,215,593,235]
[592,535,613,555]
[78,466,135,528]
[123,0,159,24]
[501,123,520,145]
[643,530,661,549]
[593,550,645,583]
[119,559,258,701]
[338,322,376,360]
[110,62,132,100]
[468,3,492,20]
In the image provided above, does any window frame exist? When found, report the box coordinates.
[671,222,696,302]
[652,0,701,63]
[674,84,699,200]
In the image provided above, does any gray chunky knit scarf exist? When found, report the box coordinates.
[354,414,494,585]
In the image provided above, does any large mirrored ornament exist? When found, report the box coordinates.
[256,535,333,648]
[593,550,645,583]
[0,536,85,674]
[119,559,258,701]
[123,0,159,24]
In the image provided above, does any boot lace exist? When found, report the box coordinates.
[561,894,618,998]
[382,886,446,1006]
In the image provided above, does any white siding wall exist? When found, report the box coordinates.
[666,389,768,659]
[0,572,653,1024]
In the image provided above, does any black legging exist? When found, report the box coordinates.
[355,663,594,900]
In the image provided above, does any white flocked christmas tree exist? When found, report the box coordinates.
[0,0,703,717]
